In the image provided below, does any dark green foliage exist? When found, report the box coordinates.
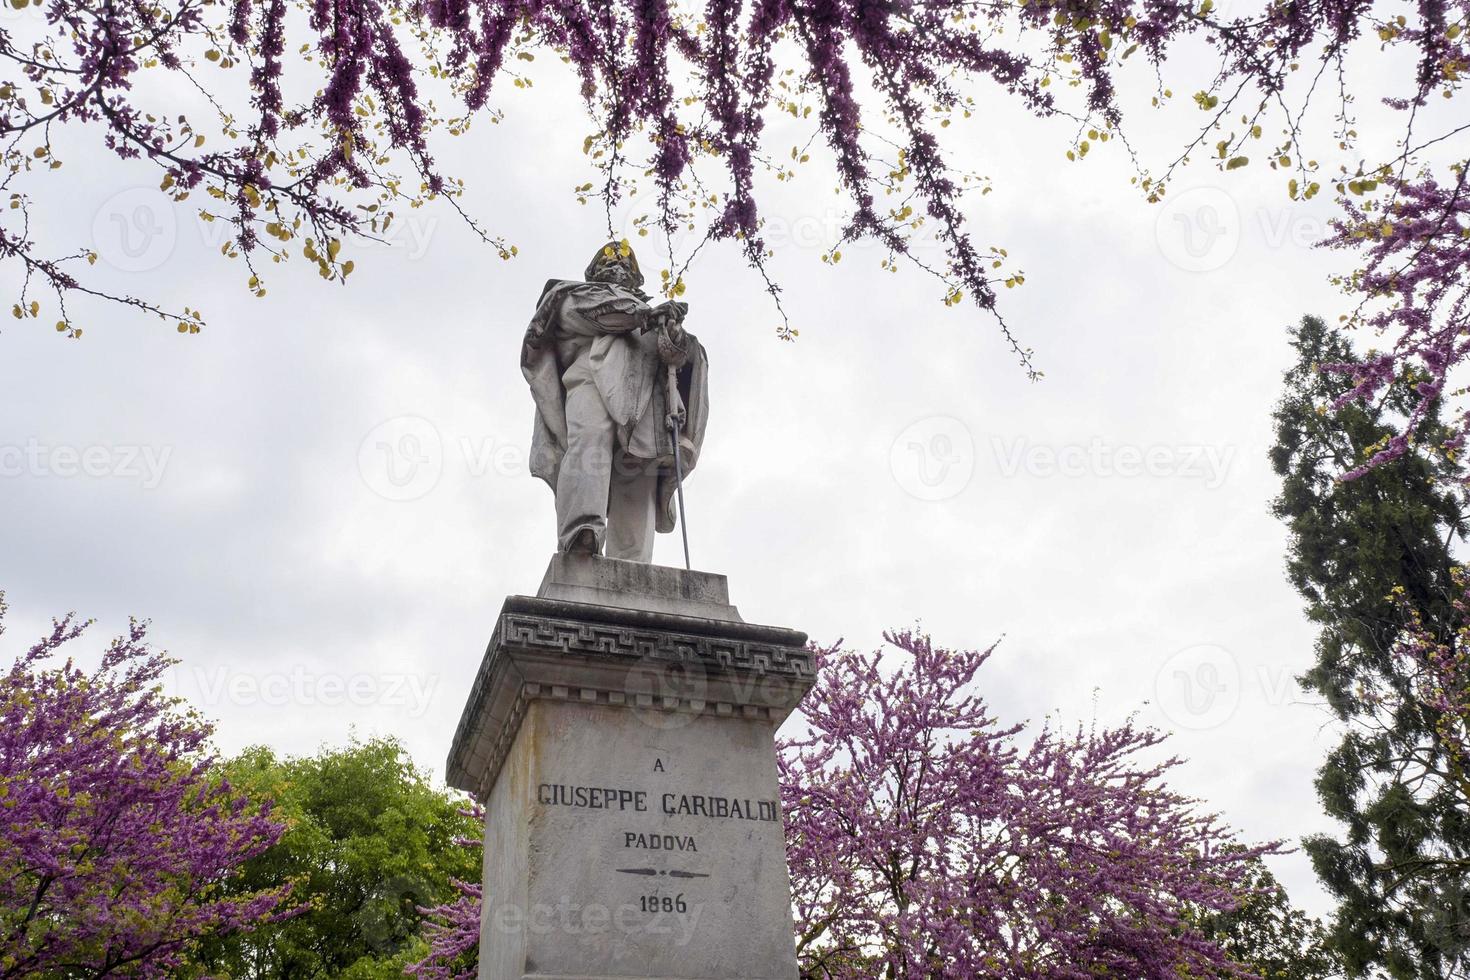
[1197,855,1340,979]
[1270,316,1470,978]
[185,736,480,979]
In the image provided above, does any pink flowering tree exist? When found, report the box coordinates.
[406,878,482,980]
[406,806,485,980]
[0,593,292,978]
[1323,174,1470,478]
[778,630,1281,979]
[2,0,1464,396]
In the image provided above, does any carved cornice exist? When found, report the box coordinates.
[496,611,813,678]
[446,596,812,798]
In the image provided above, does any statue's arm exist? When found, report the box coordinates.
[536,284,687,341]
[582,294,652,334]
[523,279,647,341]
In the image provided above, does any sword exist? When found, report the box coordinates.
[666,364,691,571]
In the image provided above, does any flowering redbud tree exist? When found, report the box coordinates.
[3,0,1465,394]
[406,877,482,980]
[406,805,485,980]
[779,630,1282,979]
[0,594,292,978]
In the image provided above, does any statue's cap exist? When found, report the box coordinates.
[586,239,643,288]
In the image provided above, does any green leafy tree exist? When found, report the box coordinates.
[1270,315,1470,978]
[185,736,480,979]
[1195,854,1341,979]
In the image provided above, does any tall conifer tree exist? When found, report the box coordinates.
[1271,316,1470,977]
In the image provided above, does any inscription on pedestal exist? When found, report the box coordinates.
[451,591,810,979]
[512,742,791,964]
[536,760,781,899]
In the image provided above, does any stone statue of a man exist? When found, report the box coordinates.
[521,241,709,562]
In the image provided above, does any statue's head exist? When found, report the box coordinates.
[585,240,643,290]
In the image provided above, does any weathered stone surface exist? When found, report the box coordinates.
[537,552,743,622]
[446,573,813,980]
[478,701,800,980]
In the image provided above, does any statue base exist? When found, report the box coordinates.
[446,555,814,980]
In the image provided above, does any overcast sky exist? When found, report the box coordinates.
[0,20,1429,922]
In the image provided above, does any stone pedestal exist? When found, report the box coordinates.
[446,555,814,980]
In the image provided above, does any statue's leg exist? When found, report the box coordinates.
[556,375,616,554]
[605,459,657,562]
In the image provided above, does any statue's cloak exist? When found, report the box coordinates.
[522,278,709,534]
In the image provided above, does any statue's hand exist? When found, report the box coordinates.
[655,307,691,369]
[648,300,688,338]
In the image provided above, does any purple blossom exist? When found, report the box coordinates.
[779,630,1280,978]
[0,593,293,977]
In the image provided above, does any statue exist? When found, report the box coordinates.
[521,241,709,562]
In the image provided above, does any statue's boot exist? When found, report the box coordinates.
[565,526,599,555]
